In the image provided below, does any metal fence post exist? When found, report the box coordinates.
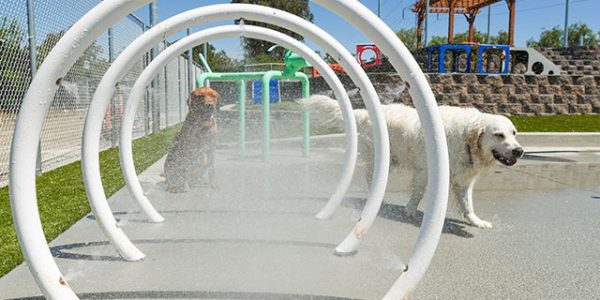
[26,0,43,176]
[164,64,168,127]
[187,28,194,91]
[177,56,183,122]
[150,1,160,133]
[563,0,570,47]
[108,27,117,147]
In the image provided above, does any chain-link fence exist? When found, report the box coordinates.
[0,0,200,187]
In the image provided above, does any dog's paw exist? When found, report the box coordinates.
[465,213,493,228]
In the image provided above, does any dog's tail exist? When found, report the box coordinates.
[300,95,369,131]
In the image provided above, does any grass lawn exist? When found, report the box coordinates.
[509,114,600,132]
[0,125,179,277]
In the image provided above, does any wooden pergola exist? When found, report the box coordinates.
[412,0,516,48]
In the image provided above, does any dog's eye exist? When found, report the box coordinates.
[512,130,516,136]
[494,133,505,139]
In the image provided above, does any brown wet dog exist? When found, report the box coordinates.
[164,87,220,193]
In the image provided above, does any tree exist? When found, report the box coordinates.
[568,23,598,46]
[0,17,30,111]
[192,43,241,72]
[527,23,599,48]
[230,0,313,61]
[396,28,418,51]
[489,30,509,45]
[425,30,507,46]
[527,26,564,48]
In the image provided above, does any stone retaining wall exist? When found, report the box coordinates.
[308,73,600,115]
[540,46,600,76]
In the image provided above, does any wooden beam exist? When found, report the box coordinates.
[413,7,481,14]
[448,0,457,43]
[464,13,477,43]
[417,12,425,48]
[412,0,499,13]
[507,0,516,47]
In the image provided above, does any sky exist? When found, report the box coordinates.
[134,0,600,59]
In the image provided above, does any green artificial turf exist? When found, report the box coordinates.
[509,115,600,132]
[0,125,179,277]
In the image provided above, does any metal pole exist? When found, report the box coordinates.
[187,28,194,91]
[377,0,381,18]
[108,27,117,147]
[150,1,160,133]
[177,56,182,122]
[203,42,208,66]
[300,73,310,157]
[26,0,43,176]
[237,80,246,154]
[563,0,570,47]
[164,65,168,127]
[424,0,430,47]
[486,5,491,44]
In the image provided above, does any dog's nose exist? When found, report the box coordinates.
[512,147,524,158]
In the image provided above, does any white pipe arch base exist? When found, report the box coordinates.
[315,2,451,298]
[84,3,388,260]
[119,31,358,231]
[9,1,148,298]
[9,1,448,299]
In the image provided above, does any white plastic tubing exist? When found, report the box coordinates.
[84,3,388,263]
[9,1,148,298]
[8,1,448,300]
[119,32,357,233]
[316,2,451,299]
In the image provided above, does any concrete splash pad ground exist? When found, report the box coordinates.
[0,138,599,299]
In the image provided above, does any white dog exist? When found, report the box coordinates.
[304,95,524,228]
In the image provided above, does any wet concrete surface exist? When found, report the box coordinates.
[0,139,599,299]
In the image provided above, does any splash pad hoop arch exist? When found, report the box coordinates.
[82,3,389,262]
[119,25,359,233]
[8,1,449,299]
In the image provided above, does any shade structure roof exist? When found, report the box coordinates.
[411,0,516,47]
[412,0,503,14]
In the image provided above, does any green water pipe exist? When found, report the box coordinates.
[237,79,246,153]
[197,71,310,161]
[198,53,212,73]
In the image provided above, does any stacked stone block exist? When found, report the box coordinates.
[308,73,600,115]
[539,46,600,76]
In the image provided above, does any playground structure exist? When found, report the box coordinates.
[8,2,450,300]
[413,0,560,75]
[197,46,311,160]
[312,43,383,76]
[412,0,517,48]
[424,43,561,75]
[426,43,510,74]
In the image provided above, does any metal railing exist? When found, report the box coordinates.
[0,0,200,186]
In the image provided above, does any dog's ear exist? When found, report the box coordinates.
[466,120,485,160]
[213,90,221,107]
[186,94,192,107]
